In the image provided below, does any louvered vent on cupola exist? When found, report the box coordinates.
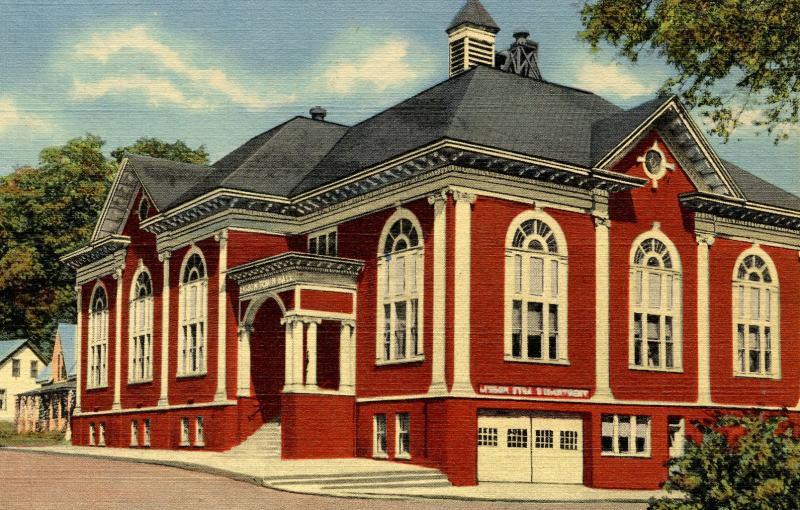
[447,0,501,77]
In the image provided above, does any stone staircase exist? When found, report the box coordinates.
[262,468,452,494]
[226,419,282,460]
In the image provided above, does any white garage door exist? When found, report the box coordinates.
[478,415,583,484]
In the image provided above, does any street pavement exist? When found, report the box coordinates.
[1,449,648,510]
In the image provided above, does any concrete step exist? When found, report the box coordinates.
[263,470,451,491]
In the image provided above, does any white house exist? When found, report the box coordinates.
[0,339,47,422]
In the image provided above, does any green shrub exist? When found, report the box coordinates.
[649,414,800,510]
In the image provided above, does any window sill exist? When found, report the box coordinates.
[395,453,411,460]
[628,365,683,374]
[733,372,780,380]
[601,452,651,459]
[180,442,190,447]
[373,453,388,459]
[375,356,425,367]
[86,385,109,391]
[504,357,570,366]
[127,379,154,386]
[176,372,207,379]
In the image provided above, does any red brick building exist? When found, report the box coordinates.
[64,0,800,489]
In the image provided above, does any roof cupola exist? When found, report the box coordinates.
[447,0,500,77]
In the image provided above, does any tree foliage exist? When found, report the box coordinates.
[111,137,209,165]
[580,0,800,142]
[0,135,209,354]
[649,414,800,510]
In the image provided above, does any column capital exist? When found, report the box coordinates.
[158,250,171,262]
[696,233,716,246]
[427,189,449,206]
[593,216,611,229]
[214,229,229,245]
[340,319,356,329]
[112,266,124,280]
[452,189,477,204]
[238,325,254,335]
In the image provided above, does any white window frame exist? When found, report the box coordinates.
[143,418,151,447]
[11,359,20,378]
[178,248,208,377]
[376,209,425,365]
[601,414,651,457]
[88,423,95,446]
[195,417,205,447]
[98,423,106,447]
[0,389,5,410]
[87,283,110,389]
[129,265,154,384]
[308,227,338,256]
[732,247,780,379]
[130,420,139,447]
[180,417,190,446]
[668,417,686,458]
[629,230,683,372]
[373,414,388,458]
[504,211,569,364]
[30,360,37,379]
[395,413,410,459]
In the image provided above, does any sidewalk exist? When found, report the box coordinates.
[7,445,670,504]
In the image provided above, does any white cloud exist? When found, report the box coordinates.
[323,38,420,94]
[72,75,209,109]
[575,61,656,99]
[0,97,54,135]
[72,25,293,110]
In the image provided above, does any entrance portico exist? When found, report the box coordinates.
[229,252,363,399]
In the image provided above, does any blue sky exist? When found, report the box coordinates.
[0,0,797,194]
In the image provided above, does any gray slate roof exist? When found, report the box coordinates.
[123,65,800,215]
[0,339,27,365]
[448,0,500,33]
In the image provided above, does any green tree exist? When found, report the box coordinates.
[580,0,800,142]
[0,135,210,354]
[111,137,209,164]
[650,413,800,510]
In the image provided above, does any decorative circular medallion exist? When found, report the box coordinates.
[637,142,675,188]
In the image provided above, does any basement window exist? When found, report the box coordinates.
[143,419,151,447]
[180,417,190,446]
[373,414,387,458]
[195,417,205,447]
[130,420,139,447]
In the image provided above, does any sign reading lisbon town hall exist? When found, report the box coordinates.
[479,385,591,400]
[62,0,800,492]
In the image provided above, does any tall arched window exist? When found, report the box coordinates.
[179,251,207,376]
[129,268,153,383]
[376,211,424,363]
[88,285,109,388]
[733,249,780,378]
[630,233,682,371]
[504,212,568,362]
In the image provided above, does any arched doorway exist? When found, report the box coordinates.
[246,296,286,423]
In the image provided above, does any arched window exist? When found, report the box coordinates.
[504,212,568,362]
[630,233,682,370]
[88,285,109,388]
[733,249,780,377]
[179,251,207,376]
[129,268,153,383]
[376,211,424,363]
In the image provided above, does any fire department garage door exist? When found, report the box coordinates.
[477,415,583,484]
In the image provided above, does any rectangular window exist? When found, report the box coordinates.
[89,423,95,446]
[308,229,337,257]
[560,430,579,451]
[648,273,661,308]
[383,305,391,360]
[765,327,772,373]
[737,325,746,373]
[477,427,498,447]
[665,317,674,368]
[374,414,387,457]
[514,255,522,293]
[527,302,543,359]
[647,315,660,368]
[548,305,558,360]
[12,359,20,378]
[130,420,139,447]
[534,429,554,449]
[668,417,685,458]
[751,288,760,320]
[633,313,643,366]
[507,428,528,448]
[180,417,190,446]
[0,389,6,411]
[511,301,522,358]
[601,415,650,457]
[143,419,151,447]
[634,271,643,305]
[551,260,559,297]
[530,257,544,296]
[749,325,761,373]
[98,423,106,447]
[410,299,420,356]
[30,361,38,378]
[395,301,407,359]
[394,256,406,295]
[195,417,205,447]
[396,413,410,458]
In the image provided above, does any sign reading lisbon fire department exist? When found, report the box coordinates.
[478,384,591,399]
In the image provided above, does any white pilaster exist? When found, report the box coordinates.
[282,317,295,391]
[74,286,82,414]
[339,320,356,394]
[451,190,476,395]
[158,252,170,407]
[305,320,319,388]
[214,230,229,402]
[427,191,448,395]
[237,325,252,397]
[112,267,124,410]
[696,234,714,405]
[293,319,305,389]
[593,216,613,400]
